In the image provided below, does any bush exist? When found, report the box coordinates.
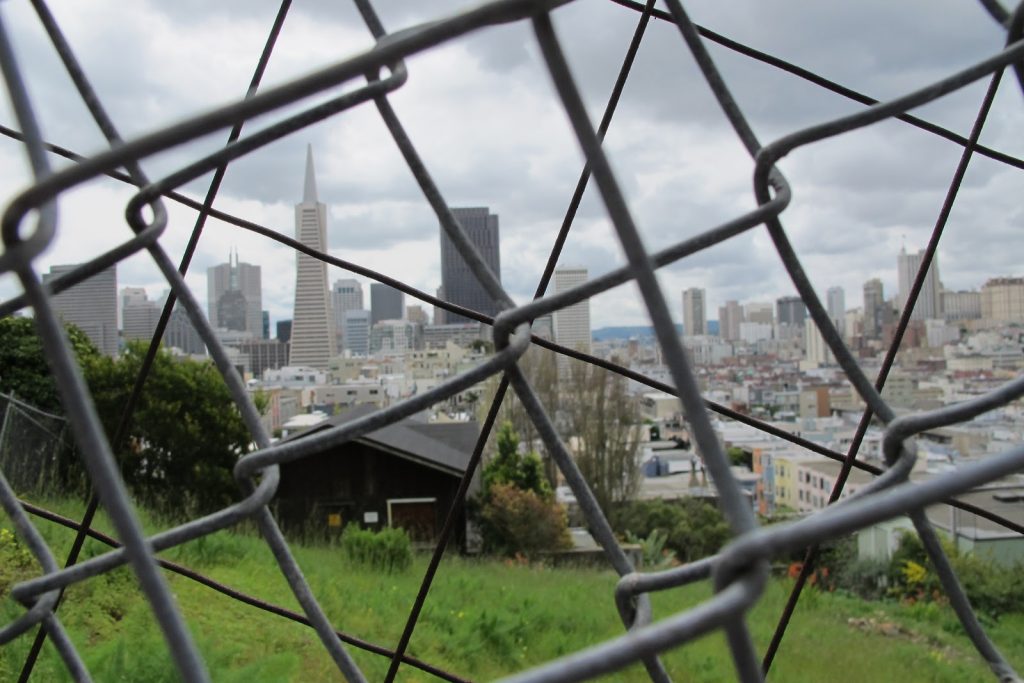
[887,530,1024,618]
[613,498,730,563]
[480,483,571,558]
[340,525,413,573]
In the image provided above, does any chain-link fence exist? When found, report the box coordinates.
[0,393,70,499]
[0,0,1023,681]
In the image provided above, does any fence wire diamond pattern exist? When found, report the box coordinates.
[0,0,1023,681]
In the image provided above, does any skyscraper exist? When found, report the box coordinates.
[718,300,743,340]
[43,264,118,356]
[207,251,262,337]
[682,288,706,336]
[826,286,846,337]
[553,268,591,378]
[342,309,370,356]
[776,295,807,341]
[122,289,161,343]
[863,278,884,339]
[897,246,942,321]
[289,146,336,369]
[332,278,363,348]
[370,283,404,325]
[440,207,501,325]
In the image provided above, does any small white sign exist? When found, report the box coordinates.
[363,511,379,524]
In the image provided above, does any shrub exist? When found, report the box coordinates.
[340,525,412,573]
[480,483,571,558]
[887,530,1024,618]
[613,498,730,563]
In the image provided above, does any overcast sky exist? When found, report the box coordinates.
[0,0,1021,331]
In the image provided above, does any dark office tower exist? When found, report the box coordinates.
[440,207,501,325]
[776,296,807,326]
[776,295,807,341]
[370,283,404,325]
[207,250,262,336]
[276,319,292,343]
[863,278,885,339]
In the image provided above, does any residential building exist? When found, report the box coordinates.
[682,287,706,336]
[440,207,501,325]
[289,146,336,369]
[980,277,1024,323]
[43,264,118,356]
[943,289,982,322]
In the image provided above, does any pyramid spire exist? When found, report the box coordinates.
[303,144,318,202]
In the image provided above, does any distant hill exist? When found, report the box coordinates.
[592,321,718,341]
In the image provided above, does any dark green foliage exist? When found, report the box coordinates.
[613,498,730,563]
[886,530,1024,619]
[85,341,252,519]
[817,535,889,600]
[483,422,550,498]
[0,316,100,413]
[478,422,568,557]
[727,446,752,469]
[480,483,571,558]
[340,525,412,573]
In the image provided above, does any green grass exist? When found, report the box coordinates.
[2,497,1022,681]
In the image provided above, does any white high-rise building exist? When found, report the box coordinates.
[289,146,336,369]
[682,288,706,336]
[553,268,591,378]
[44,264,118,356]
[826,286,846,337]
[804,317,833,367]
[207,251,262,337]
[897,246,942,321]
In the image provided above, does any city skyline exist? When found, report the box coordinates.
[1,2,1018,333]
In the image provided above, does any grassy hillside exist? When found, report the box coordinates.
[2,498,1023,681]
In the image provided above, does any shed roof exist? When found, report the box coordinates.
[282,404,479,476]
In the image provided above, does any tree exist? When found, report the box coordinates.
[85,341,253,518]
[483,422,549,498]
[481,344,560,488]
[478,422,568,557]
[613,498,731,563]
[561,359,642,513]
[0,316,100,412]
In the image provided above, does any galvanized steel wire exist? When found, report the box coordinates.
[0,0,1022,681]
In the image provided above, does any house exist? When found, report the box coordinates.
[273,404,480,550]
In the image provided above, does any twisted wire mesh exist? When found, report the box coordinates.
[0,0,1021,681]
